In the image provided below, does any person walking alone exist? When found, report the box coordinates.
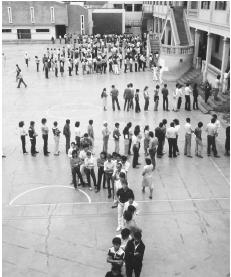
[17,70,27,88]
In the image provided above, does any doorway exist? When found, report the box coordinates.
[17,29,31,39]
[55,25,66,38]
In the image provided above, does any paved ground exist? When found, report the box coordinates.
[2,43,230,277]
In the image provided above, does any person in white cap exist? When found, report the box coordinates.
[102,121,110,153]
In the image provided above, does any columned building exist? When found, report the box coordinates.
[143,1,230,89]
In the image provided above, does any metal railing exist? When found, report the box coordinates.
[143,4,153,13]
[186,9,199,17]
[160,44,194,55]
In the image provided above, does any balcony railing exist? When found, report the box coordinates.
[161,44,194,55]
[143,4,153,13]
[187,9,199,17]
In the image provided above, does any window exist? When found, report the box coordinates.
[191,1,198,9]
[201,1,210,9]
[124,4,133,11]
[30,7,35,23]
[114,4,123,9]
[2,29,12,32]
[134,4,142,11]
[215,35,220,53]
[8,7,12,23]
[81,15,84,35]
[215,1,226,10]
[36,29,49,32]
[50,7,55,23]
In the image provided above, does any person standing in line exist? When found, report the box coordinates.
[129,83,135,110]
[153,64,158,82]
[74,121,81,148]
[87,120,94,149]
[193,83,199,110]
[125,231,145,277]
[104,154,116,199]
[143,86,149,111]
[96,151,106,192]
[28,121,38,156]
[17,70,27,88]
[60,59,64,77]
[70,150,85,189]
[52,121,61,156]
[41,118,50,156]
[111,85,121,111]
[132,128,140,168]
[205,117,220,158]
[162,84,169,111]
[177,84,183,110]
[135,89,141,113]
[159,66,164,85]
[19,121,28,154]
[194,121,203,158]
[154,85,160,111]
[84,151,97,191]
[148,131,158,169]
[173,83,179,112]
[155,123,163,158]
[68,59,72,76]
[101,88,108,111]
[107,237,125,274]
[44,61,49,79]
[166,122,177,158]
[204,80,211,103]
[116,180,134,231]
[143,126,150,156]
[161,119,167,154]
[35,56,40,72]
[63,119,71,154]
[123,123,131,156]
[123,84,131,112]
[102,121,110,153]
[24,52,29,67]
[128,123,133,156]
[173,119,180,155]
[74,56,79,75]
[185,83,192,111]
[54,60,58,77]
[142,158,154,199]
[184,118,194,157]
[113,123,121,154]
[214,74,221,100]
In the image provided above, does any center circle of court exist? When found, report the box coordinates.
[9,185,91,206]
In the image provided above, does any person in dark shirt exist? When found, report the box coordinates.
[63,119,71,154]
[225,126,230,156]
[194,121,203,158]
[125,231,145,277]
[193,83,199,110]
[162,83,169,111]
[155,122,164,158]
[116,180,134,232]
[123,84,132,112]
[28,121,38,156]
[105,264,123,277]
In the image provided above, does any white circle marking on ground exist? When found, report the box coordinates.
[9,185,91,206]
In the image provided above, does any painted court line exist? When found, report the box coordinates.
[9,185,91,206]
[9,197,230,207]
[209,157,230,185]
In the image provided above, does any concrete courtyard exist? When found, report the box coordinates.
[2,43,230,277]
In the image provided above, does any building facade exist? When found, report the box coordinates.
[2,1,88,40]
[143,1,230,88]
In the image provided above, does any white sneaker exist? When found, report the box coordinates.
[116,226,121,232]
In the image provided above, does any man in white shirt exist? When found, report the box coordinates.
[104,154,116,198]
[184,83,192,111]
[184,118,194,157]
[166,122,177,158]
[205,117,220,157]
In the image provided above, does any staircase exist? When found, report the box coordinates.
[149,34,161,54]
[177,68,201,86]
[172,6,188,45]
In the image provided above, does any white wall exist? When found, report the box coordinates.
[2,29,17,40]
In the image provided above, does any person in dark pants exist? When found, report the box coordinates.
[28,121,39,156]
[110,85,121,111]
[70,150,84,189]
[148,131,158,169]
[35,56,40,72]
[143,86,149,111]
[41,118,50,156]
[17,71,27,88]
[162,83,169,111]
[96,152,106,191]
[63,119,71,154]
[125,231,145,277]
[19,121,28,154]
[84,151,96,191]
[104,154,115,198]
[166,122,177,158]
[204,81,211,103]
[44,61,49,79]
[173,119,180,155]
[16,64,21,82]
[155,123,164,158]
[184,83,192,111]
[135,89,141,113]
[132,128,140,168]
[225,126,230,156]
[193,83,199,110]
[206,117,220,157]
[123,84,131,111]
